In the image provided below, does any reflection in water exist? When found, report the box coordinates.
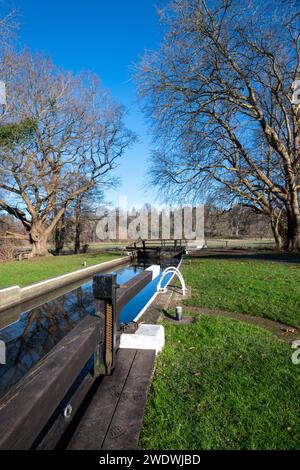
[0,259,177,400]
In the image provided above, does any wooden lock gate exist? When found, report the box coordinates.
[0,268,155,450]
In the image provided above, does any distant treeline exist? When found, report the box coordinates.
[0,203,273,260]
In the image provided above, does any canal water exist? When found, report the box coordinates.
[0,259,179,400]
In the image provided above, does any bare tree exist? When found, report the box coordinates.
[0,7,17,121]
[0,51,135,256]
[204,203,272,239]
[137,0,300,251]
[73,186,104,254]
[0,7,16,56]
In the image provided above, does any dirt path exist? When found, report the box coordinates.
[183,305,300,343]
[139,285,300,344]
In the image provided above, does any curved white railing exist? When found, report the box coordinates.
[133,257,184,322]
[157,266,186,296]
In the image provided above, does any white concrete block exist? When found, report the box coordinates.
[119,324,165,355]
[146,265,161,280]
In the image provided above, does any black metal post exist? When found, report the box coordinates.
[93,273,119,376]
[93,269,153,375]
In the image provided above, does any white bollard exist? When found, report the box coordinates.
[176,306,183,321]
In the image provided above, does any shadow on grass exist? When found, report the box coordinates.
[160,308,176,321]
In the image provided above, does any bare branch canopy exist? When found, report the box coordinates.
[0,51,135,255]
[137,0,300,251]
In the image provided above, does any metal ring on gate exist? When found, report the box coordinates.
[63,404,73,420]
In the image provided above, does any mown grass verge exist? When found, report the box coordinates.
[140,314,300,450]
[182,255,300,327]
[0,252,122,288]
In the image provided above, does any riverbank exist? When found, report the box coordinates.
[139,252,300,450]
[0,252,124,288]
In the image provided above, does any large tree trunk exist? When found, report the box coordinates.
[270,200,300,252]
[29,222,51,257]
[286,209,300,252]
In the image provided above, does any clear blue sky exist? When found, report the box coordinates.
[12,0,163,207]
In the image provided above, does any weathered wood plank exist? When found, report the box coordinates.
[67,348,136,450]
[36,373,95,450]
[0,315,101,450]
[101,349,155,450]
[116,271,152,312]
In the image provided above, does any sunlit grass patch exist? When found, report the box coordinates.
[0,252,122,288]
[182,256,300,327]
[140,315,300,450]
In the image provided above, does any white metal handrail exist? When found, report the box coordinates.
[157,266,186,296]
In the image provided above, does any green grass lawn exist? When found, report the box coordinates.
[0,253,122,288]
[140,314,300,450]
[183,255,300,328]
